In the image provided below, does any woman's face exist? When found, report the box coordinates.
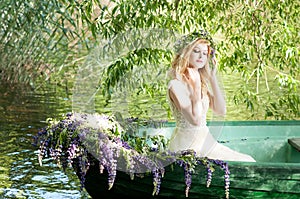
[189,43,208,69]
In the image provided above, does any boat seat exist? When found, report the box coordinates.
[288,138,300,152]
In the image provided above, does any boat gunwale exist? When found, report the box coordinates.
[161,120,300,127]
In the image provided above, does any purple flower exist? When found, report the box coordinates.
[152,168,162,195]
[206,161,213,187]
[34,112,230,199]
[209,159,230,199]
[184,163,192,197]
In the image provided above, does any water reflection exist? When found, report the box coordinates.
[0,82,90,199]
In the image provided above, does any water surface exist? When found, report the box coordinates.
[0,82,90,199]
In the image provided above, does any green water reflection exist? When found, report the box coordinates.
[0,82,90,198]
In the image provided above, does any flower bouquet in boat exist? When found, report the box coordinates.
[33,112,231,198]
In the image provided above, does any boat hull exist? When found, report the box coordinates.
[79,159,300,198]
[74,121,300,198]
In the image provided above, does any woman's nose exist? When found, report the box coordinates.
[198,53,202,58]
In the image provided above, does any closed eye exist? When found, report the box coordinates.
[193,49,208,55]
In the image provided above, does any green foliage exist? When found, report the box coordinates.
[0,0,87,87]
[218,0,299,120]
[1,0,299,119]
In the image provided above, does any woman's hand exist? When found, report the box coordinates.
[184,67,201,92]
[209,56,218,82]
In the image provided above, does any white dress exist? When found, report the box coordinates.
[167,79,256,162]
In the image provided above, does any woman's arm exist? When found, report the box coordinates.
[168,69,204,126]
[209,67,226,116]
[169,86,203,126]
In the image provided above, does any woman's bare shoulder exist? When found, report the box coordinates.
[168,79,186,90]
[168,79,189,98]
[168,79,190,109]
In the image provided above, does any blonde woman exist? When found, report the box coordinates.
[167,31,255,162]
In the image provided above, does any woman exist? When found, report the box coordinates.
[167,31,255,162]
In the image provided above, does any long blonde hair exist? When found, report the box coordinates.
[171,39,212,85]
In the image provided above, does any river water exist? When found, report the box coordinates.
[0,82,90,199]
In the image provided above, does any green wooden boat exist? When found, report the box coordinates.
[74,120,300,198]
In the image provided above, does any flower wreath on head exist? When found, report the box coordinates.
[174,29,216,56]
